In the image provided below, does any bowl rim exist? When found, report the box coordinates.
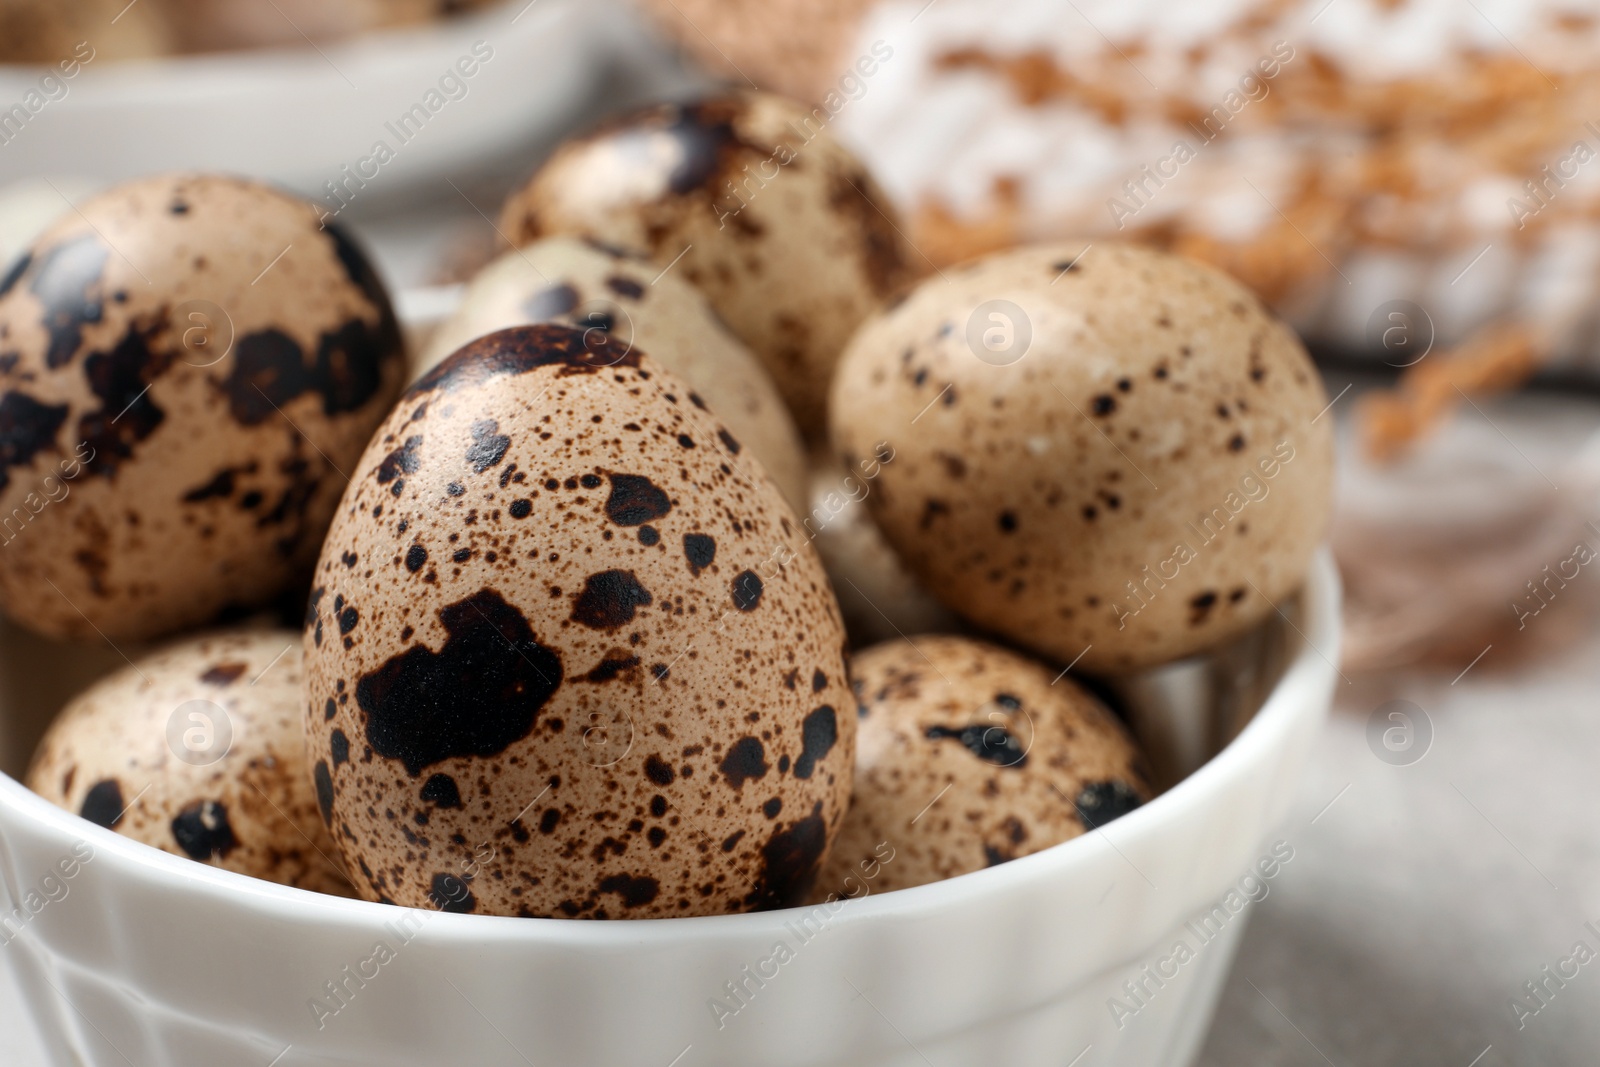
[0,551,1340,947]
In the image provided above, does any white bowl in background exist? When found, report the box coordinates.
[0,0,602,198]
[0,552,1338,1066]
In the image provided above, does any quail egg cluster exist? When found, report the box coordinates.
[11,87,1331,919]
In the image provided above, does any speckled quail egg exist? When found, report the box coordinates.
[414,236,808,512]
[0,174,406,643]
[303,324,854,918]
[830,243,1334,672]
[26,628,351,894]
[805,448,960,646]
[816,635,1151,896]
[499,89,913,436]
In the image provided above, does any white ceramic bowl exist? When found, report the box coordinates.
[0,0,601,196]
[0,551,1337,1066]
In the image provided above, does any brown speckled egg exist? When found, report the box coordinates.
[0,174,405,643]
[303,324,854,918]
[805,450,961,647]
[816,635,1151,896]
[499,90,913,435]
[26,628,351,895]
[830,243,1334,672]
[414,236,808,512]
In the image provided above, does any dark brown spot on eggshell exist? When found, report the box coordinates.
[584,652,640,682]
[409,324,640,397]
[357,587,563,775]
[420,773,462,809]
[745,803,827,910]
[313,761,334,824]
[731,570,763,611]
[170,800,238,860]
[376,436,422,486]
[597,873,660,908]
[80,778,125,828]
[465,419,510,472]
[683,533,715,575]
[606,275,644,299]
[792,705,837,779]
[76,321,169,478]
[604,473,671,526]
[220,319,392,427]
[720,736,768,788]
[570,570,653,630]
[329,728,350,766]
[200,662,246,686]
[430,873,477,913]
[0,391,69,492]
[644,754,676,785]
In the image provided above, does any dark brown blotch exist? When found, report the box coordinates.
[604,473,671,526]
[170,800,237,861]
[79,778,125,829]
[720,736,768,789]
[792,705,837,779]
[683,532,716,575]
[200,662,246,686]
[420,773,461,809]
[465,419,510,473]
[409,325,640,396]
[358,588,563,775]
[570,570,653,630]
[731,570,763,611]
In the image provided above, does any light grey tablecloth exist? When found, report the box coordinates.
[1194,386,1600,1067]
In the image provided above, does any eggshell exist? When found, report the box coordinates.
[804,450,960,646]
[414,236,808,512]
[26,628,351,895]
[816,635,1151,896]
[499,90,914,435]
[830,242,1334,672]
[0,174,406,643]
[304,324,855,918]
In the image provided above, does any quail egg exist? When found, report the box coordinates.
[804,449,960,646]
[414,236,807,511]
[27,628,351,894]
[816,634,1152,895]
[830,243,1333,671]
[499,89,913,435]
[304,324,854,918]
[0,174,406,643]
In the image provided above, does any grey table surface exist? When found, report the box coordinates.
[1194,386,1600,1067]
